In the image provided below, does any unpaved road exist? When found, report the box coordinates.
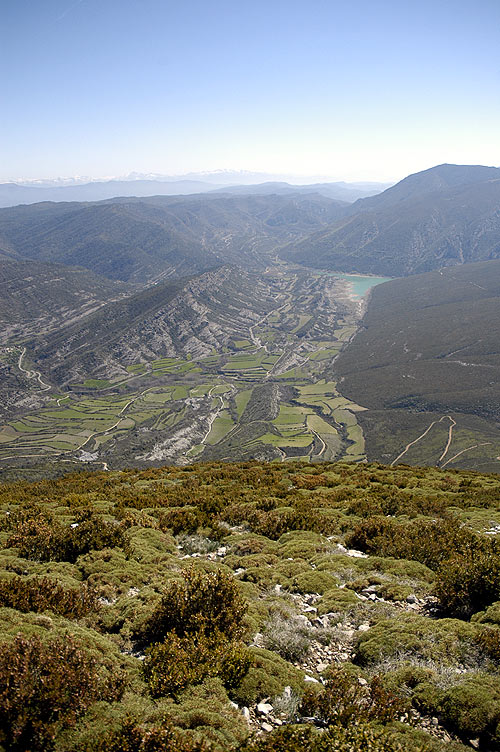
[17,347,51,391]
[391,415,456,467]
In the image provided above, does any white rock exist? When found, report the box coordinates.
[257,702,273,715]
[304,675,319,683]
[358,677,368,686]
[261,722,274,732]
[358,623,370,632]
[316,662,329,672]
[242,707,251,721]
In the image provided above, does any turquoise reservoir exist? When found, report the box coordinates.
[329,272,392,299]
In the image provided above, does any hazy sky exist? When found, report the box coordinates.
[2,0,499,182]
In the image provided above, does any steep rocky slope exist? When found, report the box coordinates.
[281,165,500,276]
[0,257,130,343]
[29,267,280,385]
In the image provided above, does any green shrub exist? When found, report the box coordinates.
[239,721,431,752]
[158,506,204,535]
[439,674,500,744]
[353,613,478,667]
[137,567,246,645]
[380,664,443,715]
[346,517,475,572]
[434,546,500,619]
[7,507,127,563]
[142,631,252,698]
[161,677,250,750]
[82,716,210,752]
[347,493,448,520]
[291,570,338,595]
[231,647,304,706]
[317,587,359,614]
[378,583,414,602]
[473,626,500,662]
[0,633,124,752]
[0,575,99,619]
[300,669,408,726]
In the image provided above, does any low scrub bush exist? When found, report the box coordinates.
[137,567,246,645]
[434,546,500,619]
[143,631,252,698]
[7,507,127,563]
[158,506,205,535]
[353,612,479,668]
[0,633,124,752]
[81,716,210,752]
[472,600,500,626]
[346,517,475,572]
[347,492,449,519]
[0,575,99,619]
[300,669,408,726]
[231,647,305,706]
[439,674,500,746]
[291,570,338,595]
[239,721,432,752]
[474,626,500,662]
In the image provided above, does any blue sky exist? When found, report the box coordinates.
[1,0,499,182]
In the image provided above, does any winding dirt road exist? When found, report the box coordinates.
[390,415,456,467]
[17,347,52,391]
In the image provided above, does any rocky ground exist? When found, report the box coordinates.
[179,536,469,747]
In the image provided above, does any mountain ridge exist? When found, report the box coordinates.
[281,164,500,276]
[0,193,348,283]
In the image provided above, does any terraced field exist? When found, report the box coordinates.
[0,270,380,472]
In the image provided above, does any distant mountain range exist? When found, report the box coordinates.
[1,164,499,283]
[213,181,384,201]
[0,175,391,208]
